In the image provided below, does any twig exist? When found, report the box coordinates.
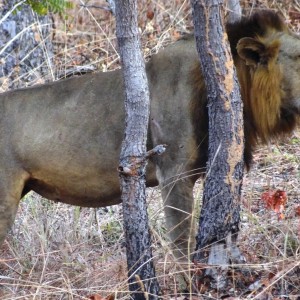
[0,0,26,25]
[119,145,167,176]
[79,4,112,13]
[0,23,36,56]
[79,0,116,15]
[106,0,116,15]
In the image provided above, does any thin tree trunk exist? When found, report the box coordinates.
[190,0,244,289]
[0,0,53,91]
[115,0,160,299]
[226,0,242,23]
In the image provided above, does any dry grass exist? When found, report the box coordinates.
[0,0,300,299]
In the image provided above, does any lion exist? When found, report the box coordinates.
[0,10,300,258]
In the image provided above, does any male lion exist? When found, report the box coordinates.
[0,11,300,258]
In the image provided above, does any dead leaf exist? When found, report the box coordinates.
[261,190,287,219]
[89,294,105,300]
[88,293,114,300]
[172,30,181,40]
[34,32,41,42]
[147,8,154,20]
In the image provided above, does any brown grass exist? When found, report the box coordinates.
[0,0,300,299]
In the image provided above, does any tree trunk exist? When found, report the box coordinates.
[0,0,53,91]
[226,0,242,23]
[115,1,160,299]
[190,0,244,289]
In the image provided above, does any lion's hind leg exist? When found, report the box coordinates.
[157,167,197,260]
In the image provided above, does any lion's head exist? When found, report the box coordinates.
[226,11,300,165]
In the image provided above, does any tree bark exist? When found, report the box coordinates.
[190,0,244,289]
[226,0,242,23]
[0,0,53,91]
[115,1,160,299]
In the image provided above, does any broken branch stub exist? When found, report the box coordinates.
[118,144,166,176]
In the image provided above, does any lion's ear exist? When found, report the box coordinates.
[237,37,280,66]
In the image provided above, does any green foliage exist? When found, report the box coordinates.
[26,0,74,15]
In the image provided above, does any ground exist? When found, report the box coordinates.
[0,0,299,299]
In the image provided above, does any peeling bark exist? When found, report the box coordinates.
[190,0,244,290]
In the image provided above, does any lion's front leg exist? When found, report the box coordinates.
[0,170,29,246]
[0,198,19,246]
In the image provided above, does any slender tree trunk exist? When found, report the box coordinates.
[190,0,244,289]
[115,1,160,299]
[226,0,242,23]
[0,0,53,91]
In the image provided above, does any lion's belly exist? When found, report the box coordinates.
[26,175,122,207]
[24,160,158,207]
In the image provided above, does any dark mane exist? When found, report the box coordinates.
[226,10,288,56]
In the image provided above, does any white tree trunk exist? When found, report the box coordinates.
[226,0,242,23]
[0,0,53,91]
